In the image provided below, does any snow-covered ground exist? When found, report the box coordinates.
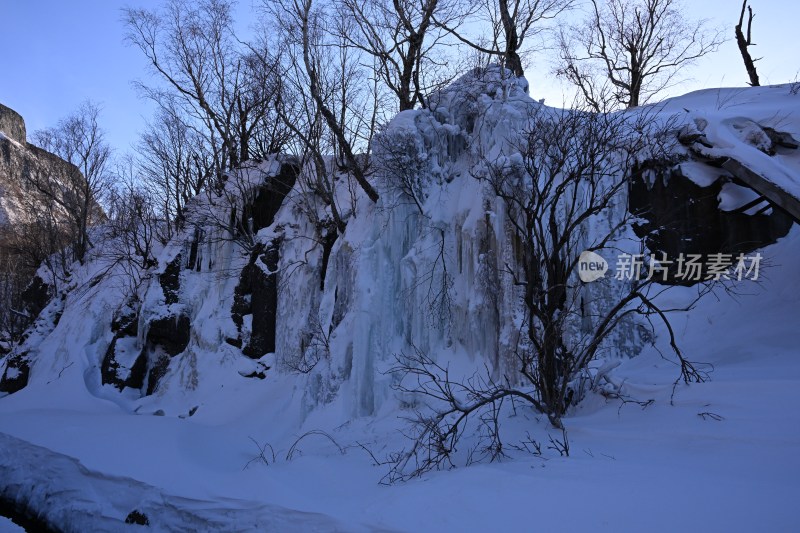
[1,76,799,531]
[1,225,799,531]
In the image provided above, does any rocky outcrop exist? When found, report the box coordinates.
[0,105,81,227]
[228,159,299,358]
[19,275,53,319]
[630,123,798,284]
[0,104,25,144]
[146,314,191,357]
[0,351,29,394]
[0,103,86,341]
[159,255,182,305]
[101,303,148,391]
[244,160,299,232]
[233,239,282,358]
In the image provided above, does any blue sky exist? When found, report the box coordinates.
[1,0,798,154]
[0,1,160,150]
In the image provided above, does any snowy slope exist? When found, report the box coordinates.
[1,226,798,530]
[1,72,799,530]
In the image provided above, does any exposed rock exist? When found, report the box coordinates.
[630,163,793,284]
[232,238,282,359]
[244,160,299,233]
[0,111,83,227]
[159,254,182,305]
[0,352,29,394]
[231,245,258,333]
[125,510,150,526]
[101,338,148,391]
[1,103,96,342]
[225,337,243,348]
[319,226,338,291]
[146,355,171,396]
[239,362,270,379]
[101,301,148,390]
[146,314,191,357]
[19,275,52,319]
[187,226,204,271]
[0,103,26,143]
[111,304,139,338]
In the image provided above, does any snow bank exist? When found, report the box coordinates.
[0,432,362,532]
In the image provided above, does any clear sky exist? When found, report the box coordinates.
[1,0,798,154]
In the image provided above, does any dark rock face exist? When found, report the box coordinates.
[0,116,83,223]
[146,355,171,396]
[125,510,150,526]
[159,254,182,305]
[101,303,147,391]
[132,246,188,396]
[233,239,282,358]
[228,160,300,358]
[0,103,26,143]
[319,228,338,291]
[111,305,139,338]
[0,352,29,394]
[146,314,191,357]
[133,309,190,394]
[101,338,148,391]
[629,164,793,283]
[245,160,299,233]
[20,275,52,320]
[246,240,280,357]
[1,103,94,348]
[187,227,204,271]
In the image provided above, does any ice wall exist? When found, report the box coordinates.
[290,68,536,418]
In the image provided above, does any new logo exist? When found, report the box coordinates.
[577,250,608,283]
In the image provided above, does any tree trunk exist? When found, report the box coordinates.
[735,1,760,87]
[499,0,524,77]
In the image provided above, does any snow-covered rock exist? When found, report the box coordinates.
[1,71,799,530]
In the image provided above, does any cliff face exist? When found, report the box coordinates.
[0,74,798,422]
[0,104,81,227]
[0,74,799,532]
[0,104,26,145]
[0,104,83,351]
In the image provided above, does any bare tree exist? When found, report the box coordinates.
[138,102,215,238]
[266,0,380,204]
[336,0,466,110]
[297,0,379,203]
[735,0,760,87]
[437,0,574,78]
[388,105,708,480]
[124,0,287,172]
[0,252,32,343]
[105,157,160,271]
[28,101,111,264]
[559,0,723,109]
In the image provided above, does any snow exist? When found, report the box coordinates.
[0,518,23,533]
[0,432,364,532]
[0,130,23,150]
[1,235,799,530]
[1,75,799,530]
[658,84,800,203]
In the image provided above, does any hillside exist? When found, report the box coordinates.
[0,103,91,349]
[0,70,798,531]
